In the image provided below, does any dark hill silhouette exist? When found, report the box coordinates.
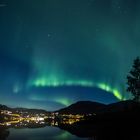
[56,101,106,114]
[0,104,49,114]
[0,105,11,110]
[58,101,140,140]
[1,100,139,115]
[14,108,48,114]
[96,100,140,114]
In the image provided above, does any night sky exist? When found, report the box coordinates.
[0,0,140,110]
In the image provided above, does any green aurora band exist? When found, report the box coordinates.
[30,78,125,101]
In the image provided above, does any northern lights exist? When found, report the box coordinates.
[0,0,139,110]
[31,79,123,100]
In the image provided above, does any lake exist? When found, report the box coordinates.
[1,126,91,140]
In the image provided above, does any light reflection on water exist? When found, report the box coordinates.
[0,118,92,140]
[7,126,87,140]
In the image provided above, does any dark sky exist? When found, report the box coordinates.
[0,0,139,110]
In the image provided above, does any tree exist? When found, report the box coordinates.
[127,57,140,102]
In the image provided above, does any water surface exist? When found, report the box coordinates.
[5,126,89,140]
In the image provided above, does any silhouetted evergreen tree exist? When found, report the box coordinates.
[127,57,140,102]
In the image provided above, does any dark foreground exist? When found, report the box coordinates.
[0,100,140,140]
[59,102,140,140]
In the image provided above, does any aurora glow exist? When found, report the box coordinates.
[31,78,123,100]
[0,0,139,110]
